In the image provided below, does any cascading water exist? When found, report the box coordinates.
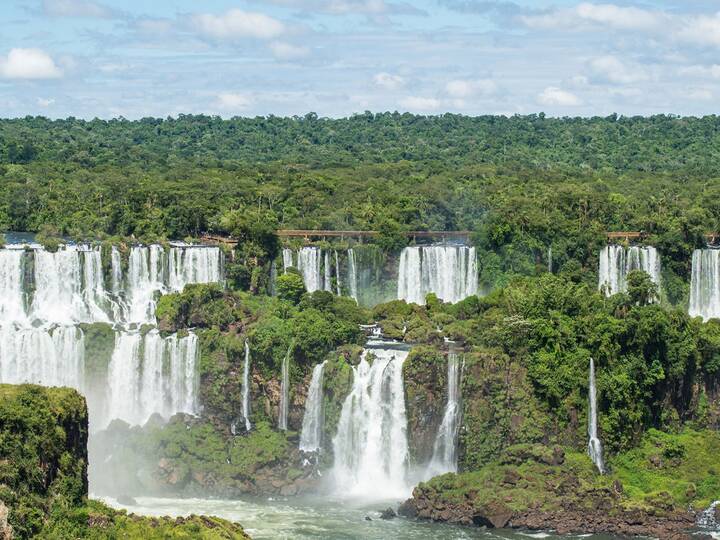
[426,352,462,476]
[397,245,478,305]
[697,501,720,529]
[296,247,323,292]
[587,357,604,474]
[0,241,219,434]
[598,245,661,297]
[0,325,85,390]
[334,251,341,296]
[168,246,222,292]
[242,340,252,431]
[324,251,332,292]
[347,248,358,302]
[104,330,198,428]
[126,245,166,324]
[332,342,410,498]
[299,361,327,452]
[278,344,291,431]
[0,249,27,324]
[689,249,720,321]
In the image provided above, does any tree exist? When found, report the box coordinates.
[276,272,306,304]
[627,270,658,306]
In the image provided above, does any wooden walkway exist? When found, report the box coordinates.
[202,230,472,244]
[202,231,720,245]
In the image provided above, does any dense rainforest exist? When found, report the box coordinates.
[2,113,720,299]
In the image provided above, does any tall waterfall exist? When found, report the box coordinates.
[299,361,326,452]
[0,325,85,391]
[104,330,198,428]
[598,245,661,297]
[427,352,462,476]
[278,345,291,431]
[397,245,478,305]
[0,241,219,434]
[588,358,604,474]
[689,249,720,321]
[347,248,358,301]
[332,342,410,498]
[242,340,252,431]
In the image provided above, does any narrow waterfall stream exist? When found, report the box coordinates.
[347,248,358,301]
[299,361,327,452]
[242,340,252,431]
[588,358,604,474]
[426,352,462,476]
[332,341,411,498]
[278,344,292,431]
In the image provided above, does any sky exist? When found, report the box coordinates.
[1,0,720,118]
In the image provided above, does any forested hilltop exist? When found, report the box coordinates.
[2,113,720,302]
[1,114,720,241]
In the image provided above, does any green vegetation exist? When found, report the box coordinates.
[0,384,248,539]
[415,429,720,519]
[2,114,720,297]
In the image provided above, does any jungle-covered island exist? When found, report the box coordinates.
[1,114,720,539]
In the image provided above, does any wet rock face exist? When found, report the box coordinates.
[402,346,447,465]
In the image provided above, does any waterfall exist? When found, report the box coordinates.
[168,246,222,292]
[105,330,198,428]
[242,340,252,431]
[296,247,323,292]
[126,245,166,324]
[81,246,113,323]
[598,245,661,297]
[397,245,478,305]
[347,248,358,301]
[299,361,327,452]
[324,251,332,292]
[587,358,604,474]
[334,251,341,296]
[278,344,291,431]
[689,249,720,321]
[697,501,720,529]
[332,342,410,498]
[0,249,27,324]
[282,248,294,271]
[0,325,85,390]
[427,352,462,476]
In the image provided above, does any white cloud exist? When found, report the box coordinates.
[537,87,581,106]
[216,92,253,111]
[687,88,713,101]
[521,3,665,31]
[270,42,310,60]
[42,0,115,18]
[589,55,648,84]
[192,9,285,40]
[675,13,720,47]
[373,72,405,90]
[37,97,56,107]
[0,48,63,79]
[679,64,720,79]
[399,96,441,111]
[445,79,497,98]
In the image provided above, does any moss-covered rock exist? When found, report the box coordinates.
[402,346,447,465]
[0,384,248,539]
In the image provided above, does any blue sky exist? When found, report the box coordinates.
[1,0,720,118]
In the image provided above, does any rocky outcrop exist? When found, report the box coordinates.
[403,346,447,464]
